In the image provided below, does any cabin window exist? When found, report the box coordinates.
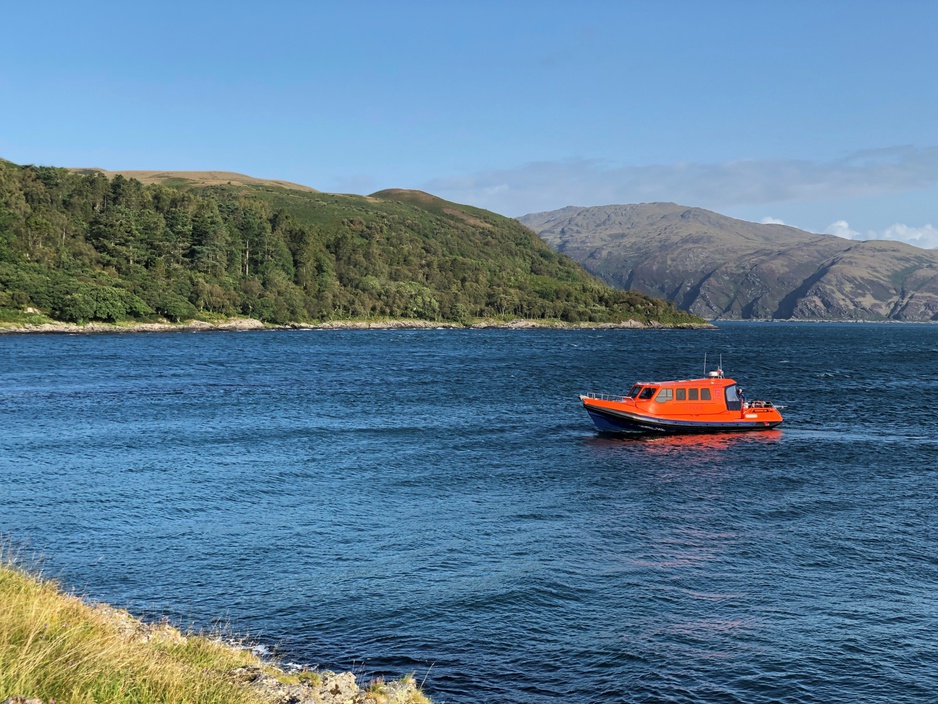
[724,384,741,410]
[655,388,673,403]
[627,385,642,398]
[675,388,686,401]
[701,388,711,401]
[688,388,699,401]
[638,387,657,400]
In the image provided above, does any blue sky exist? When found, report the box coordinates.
[2,1,937,246]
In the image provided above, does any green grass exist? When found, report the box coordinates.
[0,307,54,326]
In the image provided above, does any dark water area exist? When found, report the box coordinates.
[2,323,937,703]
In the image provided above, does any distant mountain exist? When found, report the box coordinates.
[519,203,938,320]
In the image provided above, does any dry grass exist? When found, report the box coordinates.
[0,556,435,704]
[365,674,433,704]
[0,560,270,704]
[67,168,319,193]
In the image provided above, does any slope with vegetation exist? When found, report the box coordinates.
[0,559,430,703]
[520,203,938,320]
[0,160,703,328]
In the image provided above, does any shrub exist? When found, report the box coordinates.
[49,280,153,323]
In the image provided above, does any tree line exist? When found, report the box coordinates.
[0,161,700,326]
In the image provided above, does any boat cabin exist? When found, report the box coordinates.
[627,380,745,411]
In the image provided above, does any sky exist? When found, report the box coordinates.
[2,1,937,247]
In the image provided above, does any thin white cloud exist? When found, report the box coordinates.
[881,223,938,249]
[823,220,862,239]
[823,220,938,249]
[423,145,938,218]
[760,216,786,225]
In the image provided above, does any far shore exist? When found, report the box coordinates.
[6,314,928,336]
[0,316,716,335]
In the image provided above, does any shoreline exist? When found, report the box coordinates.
[6,314,932,336]
[0,559,432,704]
[0,316,716,335]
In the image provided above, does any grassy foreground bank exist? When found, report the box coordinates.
[0,561,431,704]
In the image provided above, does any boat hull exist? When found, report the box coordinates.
[583,400,782,435]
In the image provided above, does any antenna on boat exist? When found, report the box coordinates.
[705,353,725,378]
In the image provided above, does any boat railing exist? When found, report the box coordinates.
[581,392,627,402]
[747,400,774,408]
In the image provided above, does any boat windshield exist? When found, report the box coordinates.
[627,385,642,398]
[638,387,657,400]
[725,384,742,410]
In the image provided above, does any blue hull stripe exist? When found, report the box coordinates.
[585,406,780,434]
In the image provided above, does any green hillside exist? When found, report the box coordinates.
[0,160,703,327]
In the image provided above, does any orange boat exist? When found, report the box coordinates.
[580,368,783,434]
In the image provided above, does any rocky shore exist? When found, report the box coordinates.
[3,661,427,704]
[0,317,269,334]
[86,603,431,704]
[0,316,714,334]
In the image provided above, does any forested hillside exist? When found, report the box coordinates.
[0,160,702,326]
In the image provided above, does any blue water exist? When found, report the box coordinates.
[2,323,937,703]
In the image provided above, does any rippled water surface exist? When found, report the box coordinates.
[3,323,937,703]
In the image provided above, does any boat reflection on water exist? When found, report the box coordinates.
[586,429,783,455]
